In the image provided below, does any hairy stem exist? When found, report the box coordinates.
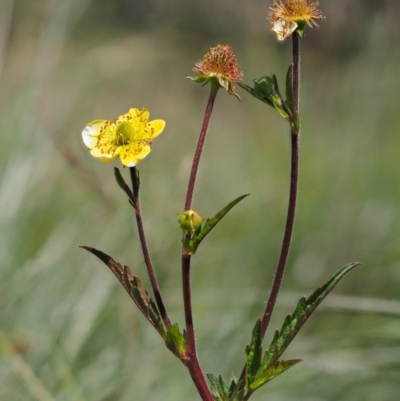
[182,254,196,354]
[239,32,301,391]
[260,131,299,337]
[184,84,219,210]
[129,167,171,330]
[182,254,214,401]
[260,32,301,338]
[179,84,220,401]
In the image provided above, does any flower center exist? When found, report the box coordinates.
[115,121,135,146]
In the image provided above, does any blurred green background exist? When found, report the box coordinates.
[1,0,399,400]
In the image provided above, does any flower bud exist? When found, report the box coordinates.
[178,210,203,234]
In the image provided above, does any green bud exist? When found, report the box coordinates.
[177,210,203,234]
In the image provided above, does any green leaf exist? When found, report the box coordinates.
[165,323,187,359]
[81,246,166,339]
[262,262,361,369]
[227,377,243,401]
[245,319,262,390]
[206,374,228,401]
[192,194,249,253]
[272,74,283,101]
[206,374,244,401]
[114,167,136,204]
[237,82,256,97]
[250,359,301,391]
[239,76,289,119]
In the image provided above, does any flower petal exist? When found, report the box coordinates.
[119,142,151,167]
[89,145,117,158]
[271,20,298,41]
[132,108,149,121]
[82,120,108,149]
[147,119,166,139]
[116,108,150,125]
[100,154,119,163]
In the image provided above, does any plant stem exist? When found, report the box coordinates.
[260,32,301,339]
[182,254,214,401]
[179,84,220,401]
[182,254,196,353]
[184,84,219,210]
[129,167,171,330]
[238,32,301,391]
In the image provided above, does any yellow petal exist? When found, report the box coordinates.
[119,142,151,167]
[90,145,120,160]
[116,108,149,125]
[100,153,119,163]
[131,108,149,121]
[82,120,108,149]
[147,119,166,139]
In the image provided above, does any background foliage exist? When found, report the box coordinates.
[1,1,399,400]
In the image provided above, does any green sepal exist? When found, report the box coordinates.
[80,246,167,340]
[262,262,362,369]
[187,74,210,86]
[250,359,301,391]
[188,74,238,99]
[114,167,136,204]
[245,319,262,390]
[189,194,249,254]
[165,323,187,359]
[294,19,308,38]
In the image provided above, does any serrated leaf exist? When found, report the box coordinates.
[207,374,229,401]
[114,167,136,204]
[262,262,361,369]
[227,377,242,401]
[245,319,262,390]
[250,359,301,391]
[192,194,249,252]
[81,246,166,339]
[165,323,187,358]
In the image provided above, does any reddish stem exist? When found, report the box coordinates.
[182,254,214,401]
[259,32,301,338]
[129,167,171,330]
[238,32,301,391]
[184,85,219,210]
[179,84,220,400]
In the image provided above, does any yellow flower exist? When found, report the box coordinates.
[189,44,242,99]
[82,108,165,167]
[267,0,325,41]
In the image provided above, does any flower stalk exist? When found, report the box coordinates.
[261,31,301,338]
[180,85,219,401]
[185,85,219,210]
[129,167,171,330]
[180,43,242,400]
